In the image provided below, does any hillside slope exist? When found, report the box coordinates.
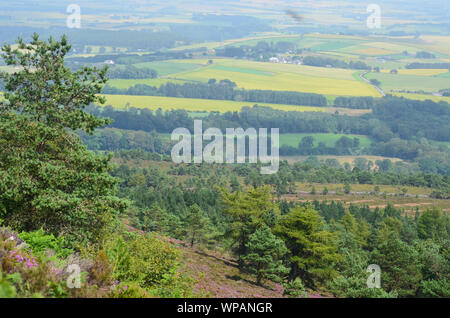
[164,237,325,298]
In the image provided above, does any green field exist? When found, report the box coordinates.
[279,133,372,148]
[171,58,379,97]
[102,34,450,100]
[366,72,450,93]
[99,94,326,113]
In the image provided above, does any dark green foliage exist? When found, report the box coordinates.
[372,230,422,297]
[241,226,289,285]
[184,204,209,247]
[220,186,280,266]
[0,35,127,245]
[274,206,341,286]
[302,56,371,70]
[417,209,449,241]
[108,65,158,79]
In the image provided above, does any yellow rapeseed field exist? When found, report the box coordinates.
[99,94,326,113]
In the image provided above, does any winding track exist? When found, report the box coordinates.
[360,71,386,97]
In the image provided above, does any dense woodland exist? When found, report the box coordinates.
[84,98,450,174]
[110,150,450,297]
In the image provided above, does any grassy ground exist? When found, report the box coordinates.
[282,191,450,214]
[380,69,449,76]
[293,182,435,196]
[365,72,450,93]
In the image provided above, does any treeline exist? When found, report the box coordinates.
[107,65,158,79]
[89,105,360,135]
[415,51,436,59]
[302,56,371,70]
[280,135,362,156]
[87,95,450,171]
[102,80,328,106]
[68,51,190,65]
[91,96,450,144]
[111,149,450,192]
[215,40,298,59]
[372,96,450,141]
[406,62,450,69]
[77,128,172,154]
[333,96,376,109]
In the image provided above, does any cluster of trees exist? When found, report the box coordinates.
[77,128,173,154]
[406,62,450,69]
[113,154,449,296]
[372,96,450,142]
[302,56,371,70]
[333,96,376,109]
[96,96,449,145]
[109,149,450,196]
[86,96,450,168]
[107,65,158,79]
[215,40,298,59]
[102,80,328,106]
[280,136,362,156]
[415,51,436,59]
[68,51,190,65]
[439,88,450,97]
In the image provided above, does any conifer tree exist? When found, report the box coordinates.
[274,206,341,286]
[241,226,289,285]
[0,34,127,245]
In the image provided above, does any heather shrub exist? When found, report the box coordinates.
[109,282,150,298]
[1,229,108,298]
[104,233,195,297]
[90,250,114,287]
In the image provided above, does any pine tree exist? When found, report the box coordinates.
[372,230,422,297]
[184,204,209,247]
[274,206,341,286]
[0,34,127,245]
[219,186,279,266]
[417,208,448,242]
[241,226,289,285]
